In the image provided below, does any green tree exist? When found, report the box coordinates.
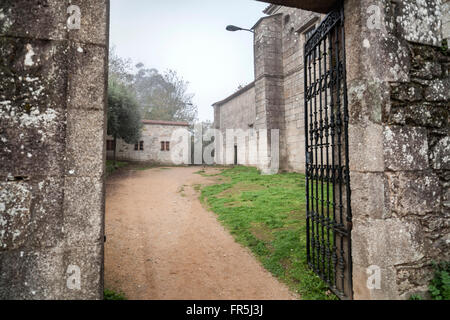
[107,78,142,164]
[109,46,134,87]
[133,64,198,124]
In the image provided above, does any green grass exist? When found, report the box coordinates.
[106,160,129,176]
[104,289,126,300]
[200,166,336,300]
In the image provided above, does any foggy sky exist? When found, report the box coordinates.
[109,0,269,122]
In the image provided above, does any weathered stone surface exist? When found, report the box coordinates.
[63,177,103,246]
[350,172,386,219]
[388,103,448,128]
[61,244,103,300]
[0,38,68,110]
[396,263,433,298]
[67,43,107,111]
[384,126,429,171]
[0,37,70,177]
[348,123,384,172]
[0,1,108,46]
[347,79,386,125]
[430,136,450,170]
[344,0,411,83]
[0,114,66,177]
[385,172,441,216]
[0,177,64,251]
[67,0,108,46]
[0,181,32,250]
[0,0,68,40]
[0,247,64,299]
[391,83,423,102]
[411,61,442,80]
[424,78,450,102]
[352,218,426,267]
[65,109,105,178]
[396,0,443,47]
[1,1,107,300]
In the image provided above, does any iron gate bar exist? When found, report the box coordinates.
[304,2,353,300]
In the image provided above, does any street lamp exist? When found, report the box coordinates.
[226,25,254,34]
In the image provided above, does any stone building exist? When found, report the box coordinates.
[106,120,190,165]
[1,0,449,300]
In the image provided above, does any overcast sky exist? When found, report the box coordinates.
[109,0,269,122]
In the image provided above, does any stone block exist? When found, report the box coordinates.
[352,217,426,268]
[67,43,107,111]
[384,126,428,171]
[0,0,68,40]
[63,177,104,247]
[0,113,66,177]
[389,103,448,128]
[347,79,388,125]
[350,172,386,220]
[396,0,443,47]
[65,109,105,178]
[0,37,68,110]
[424,78,450,102]
[348,123,384,172]
[391,83,424,102]
[430,136,450,170]
[0,247,64,300]
[411,61,442,80]
[0,177,65,251]
[352,263,399,300]
[385,172,441,216]
[67,0,108,46]
[344,0,411,83]
[61,244,103,300]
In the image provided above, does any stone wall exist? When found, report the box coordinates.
[214,83,257,166]
[0,1,108,299]
[443,0,450,42]
[107,123,190,165]
[345,0,449,299]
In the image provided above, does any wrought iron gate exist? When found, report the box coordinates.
[304,4,353,300]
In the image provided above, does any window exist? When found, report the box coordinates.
[135,141,144,151]
[161,141,170,151]
[107,140,115,151]
[304,26,316,41]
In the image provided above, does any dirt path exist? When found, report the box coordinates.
[105,166,297,300]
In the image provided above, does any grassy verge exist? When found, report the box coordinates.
[106,160,129,177]
[104,289,126,300]
[200,166,336,300]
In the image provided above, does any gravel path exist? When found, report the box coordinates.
[105,166,297,300]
